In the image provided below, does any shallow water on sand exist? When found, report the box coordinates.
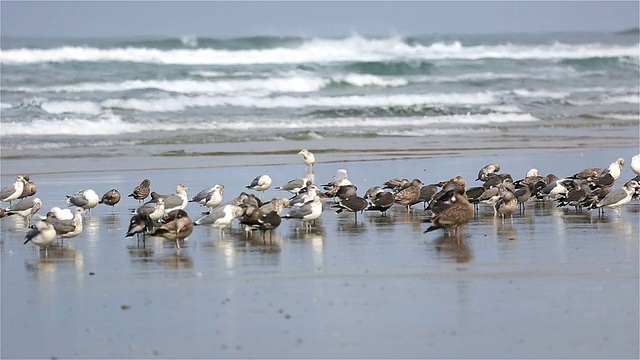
[1,147,639,358]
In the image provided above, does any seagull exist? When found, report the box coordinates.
[150,209,194,249]
[631,154,640,176]
[423,184,474,241]
[282,195,323,231]
[275,176,313,195]
[593,180,639,213]
[99,189,121,210]
[298,149,316,172]
[136,198,166,227]
[66,189,100,213]
[251,211,282,241]
[50,206,74,221]
[365,191,395,216]
[60,208,84,242]
[0,175,26,205]
[289,184,320,207]
[161,184,189,215]
[194,204,244,236]
[44,211,77,239]
[128,179,151,203]
[125,214,149,247]
[394,179,423,211]
[322,169,353,197]
[494,185,518,220]
[23,221,57,255]
[18,176,37,200]
[258,198,290,216]
[246,175,272,200]
[476,163,500,181]
[333,195,368,223]
[190,184,224,209]
[5,197,42,225]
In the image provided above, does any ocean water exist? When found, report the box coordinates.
[1,33,638,157]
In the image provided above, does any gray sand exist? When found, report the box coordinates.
[1,141,639,358]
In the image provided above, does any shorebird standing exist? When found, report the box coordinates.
[246,175,272,200]
[24,221,57,256]
[5,197,42,225]
[423,184,474,241]
[298,149,316,172]
[67,189,100,214]
[151,210,194,249]
[0,175,26,206]
[128,179,151,203]
[99,189,121,210]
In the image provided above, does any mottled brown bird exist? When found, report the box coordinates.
[151,209,193,250]
[128,179,151,202]
[423,184,474,241]
[99,189,121,210]
[394,179,423,211]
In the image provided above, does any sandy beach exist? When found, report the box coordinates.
[1,133,638,358]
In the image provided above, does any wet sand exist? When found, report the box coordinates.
[1,140,639,358]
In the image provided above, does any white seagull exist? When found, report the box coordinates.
[0,175,26,205]
[66,189,100,213]
[298,149,316,172]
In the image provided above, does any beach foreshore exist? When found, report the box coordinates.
[1,138,639,358]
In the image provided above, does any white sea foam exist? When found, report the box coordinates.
[8,73,407,95]
[1,115,150,136]
[599,113,640,120]
[40,100,102,115]
[1,112,538,137]
[331,73,408,87]
[600,94,640,104]
[378,127,498,137]
[2,35,637,65]
[0,103,12,109]
[11,77,329,95]
[100,92,498,112]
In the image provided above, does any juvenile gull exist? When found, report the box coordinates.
[67,189,100,213]
[494,184,518,219]
[383,178,410,192]
[246,175,272,200]
[476,163,500,181]
[128,179,151,203]
[298,149,316,172]
[0,175,26,205]
[259,198,290,216]
[23,221,57,255]
[18,176,37,200]
[5,197,42,225]
[99,189,121,210]
[423,184,474,241]
[394,179,423,211]
[151,210,193,249]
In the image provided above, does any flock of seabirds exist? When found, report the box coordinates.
[2,149,640,254]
